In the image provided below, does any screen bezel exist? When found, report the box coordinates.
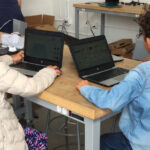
[69,35,114,77]
[24,28,64,68]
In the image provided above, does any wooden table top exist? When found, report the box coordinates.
[73,2,144,15]
[0,32,141,120]
[37,45,141,120]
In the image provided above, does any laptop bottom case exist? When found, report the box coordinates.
[11,66,36,76]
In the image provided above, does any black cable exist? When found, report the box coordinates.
[86,20,95,37]
[57,20,68,35]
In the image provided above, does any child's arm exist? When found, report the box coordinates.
[0,55,13,65]
[0,62,60,97]
[11,50,24,64]
[17,0,22,8]
[76,69,144,112]
[0,50,24,65]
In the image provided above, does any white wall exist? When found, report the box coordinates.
[22,0,150,43]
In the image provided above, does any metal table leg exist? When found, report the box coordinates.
[24,98,33,126]
[75,8,79,39]
[101,13,105,35]
[84,118,100,150]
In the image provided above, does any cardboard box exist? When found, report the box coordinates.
[109,39,133,50]
[34,24,57,32]
[110,43,135,55]
[25,15,55,28]
[109,39,135,59]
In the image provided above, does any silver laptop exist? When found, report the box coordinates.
[68,35,128,87]
[11,28,64,76]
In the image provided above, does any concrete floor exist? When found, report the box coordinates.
[25,103,121,150]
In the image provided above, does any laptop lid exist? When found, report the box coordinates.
[24,28,64,68]
[68,35,114,77]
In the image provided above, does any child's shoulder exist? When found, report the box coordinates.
[135,61,150,74]
[138,61,150,68]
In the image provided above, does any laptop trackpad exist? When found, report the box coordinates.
[113,74,127,81]
[100,74,127,86]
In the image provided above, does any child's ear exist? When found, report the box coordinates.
[146,38,150,49]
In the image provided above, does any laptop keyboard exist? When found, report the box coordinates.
[86,68,128,82]
[13,62,44,71]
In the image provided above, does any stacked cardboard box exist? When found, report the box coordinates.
[109,39,135,59]
[25,15,57,32]
[25,15,55,27]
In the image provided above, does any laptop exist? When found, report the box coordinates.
[68,35,128,87]
[11,28,64,76]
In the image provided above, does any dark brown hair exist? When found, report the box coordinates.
[138,11,150,38]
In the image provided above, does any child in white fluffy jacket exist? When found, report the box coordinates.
[0,50,61,150]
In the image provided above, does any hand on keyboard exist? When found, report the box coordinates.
[76,80,89,90]
[47,65,62,76]
[11,50,24,64]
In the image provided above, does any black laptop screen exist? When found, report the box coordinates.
[70,36,113,72]
[25,32,62,62]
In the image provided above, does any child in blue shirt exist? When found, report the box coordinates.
[76,10,150,150]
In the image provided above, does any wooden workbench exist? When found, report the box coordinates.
[0,32,141,119]
[0,31,141,150]
[37,45,141,120]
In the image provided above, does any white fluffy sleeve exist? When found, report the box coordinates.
[0,55,13,65]
[0,62,57,97]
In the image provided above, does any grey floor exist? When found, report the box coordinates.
[23,103,120,150]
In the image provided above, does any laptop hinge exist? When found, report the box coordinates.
[23,61,45,67]
[82,67,116,78]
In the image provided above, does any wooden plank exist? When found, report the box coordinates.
[73,3,144,15]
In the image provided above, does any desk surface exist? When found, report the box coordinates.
[73,3,144,15]
[0,32,141,120]
[34,24,57,32]
[37,45,141,120]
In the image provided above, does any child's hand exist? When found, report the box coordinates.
[11,50,24,64]
[47,65,62,76]
[76,80,89,90]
